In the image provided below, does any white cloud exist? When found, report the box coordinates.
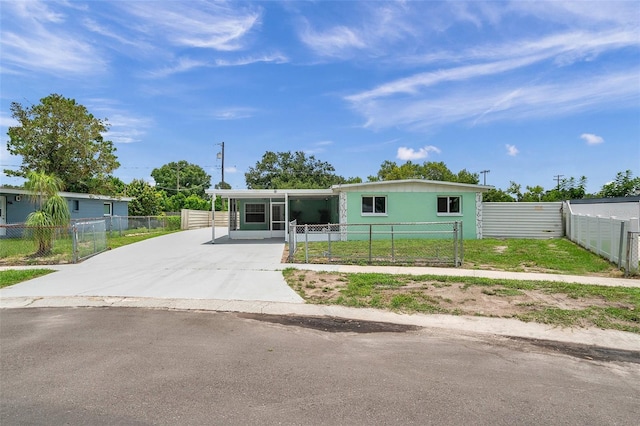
[212,107,256,120]
[224,166,238,174]
[347,69,639,131]
[506,144,519,156]
[122,2,261,51]
[580,133,604,145]
[215,53,288,67]
[298,3,420,59]
[0,22,106,76]
[148,57,210,78]
[304,140,334,155]
[88,101,154,144]
[397,146,441,161]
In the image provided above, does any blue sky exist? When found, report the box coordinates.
[1,0,638,194]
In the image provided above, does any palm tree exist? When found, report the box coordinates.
[24,171,70,256]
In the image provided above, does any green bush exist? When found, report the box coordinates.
[166,216,181,231]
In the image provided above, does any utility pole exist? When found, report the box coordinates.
[217,142,225,184]
[479,170,490,185]
[554,174,564,190]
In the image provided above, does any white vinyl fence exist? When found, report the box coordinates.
[181,209,230,229]
[564,204,639,275]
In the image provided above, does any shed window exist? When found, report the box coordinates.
[362,196,387,215]
[437,196,461,215]
[103,202,113,216]
[245,203,266,223]
[72,200,80,211]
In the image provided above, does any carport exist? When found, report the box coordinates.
[207,188,337,242]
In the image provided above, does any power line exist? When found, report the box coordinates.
[554,174,564,190]
[479,169,490,185]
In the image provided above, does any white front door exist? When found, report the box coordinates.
[0,196,6,236]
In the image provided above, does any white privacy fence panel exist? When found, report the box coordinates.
[564,203,639,274]
[481,202,563,239]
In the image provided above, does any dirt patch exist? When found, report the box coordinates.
[285,270,638,330]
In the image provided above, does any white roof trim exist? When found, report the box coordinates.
[331,179,493,192]
[0,187,133,202]
[206,189,334,199]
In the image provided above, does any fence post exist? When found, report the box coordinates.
[72,224,78,263]
[304,224,309,264]
[453,221,458,267]
[147,216,151,232]
[460,221,464,265]
[327,225,332,263]
[391,225,395,263]
[617,221,626,268]
[369,224,372,263]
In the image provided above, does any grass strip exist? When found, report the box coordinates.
[0,269,56,288]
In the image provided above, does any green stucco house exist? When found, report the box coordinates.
[207,180,492,242]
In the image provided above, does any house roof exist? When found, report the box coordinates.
[207,179,493,198]
[0,187,134,202]
[331,179,493,192]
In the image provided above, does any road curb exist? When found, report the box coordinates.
[2,295,639,352]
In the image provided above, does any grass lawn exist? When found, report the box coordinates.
[0,269,56,288]
[289,237,620,277]
[284,269,640,333]
[0,229,180,265]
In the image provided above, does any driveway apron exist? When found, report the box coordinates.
[0,228,303,303]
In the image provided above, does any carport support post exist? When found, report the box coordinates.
[211,193,216,243]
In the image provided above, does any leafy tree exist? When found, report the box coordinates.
[482,188,515,202]
[126,179,161,216]
[151,160,211,197]
[599,170,640,197]
[23,171,70,256]
[368,161,479,184]
[545,176,587,201]
[245,151,357,189]
[6,94,120,194]
[506,181,522,201]
[521,185,545,202]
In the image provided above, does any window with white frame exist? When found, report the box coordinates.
[361,196,387,215]
[245,203,266,223]
[103,202,113,216]
[437,196,461,215]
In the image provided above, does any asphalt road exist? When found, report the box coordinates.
[2,308,639,425]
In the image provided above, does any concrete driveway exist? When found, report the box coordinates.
[0,228,303,303]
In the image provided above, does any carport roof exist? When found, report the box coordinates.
[207,188,334,199]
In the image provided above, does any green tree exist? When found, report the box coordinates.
[151,160,211,197]
[6,94,120,194]
[521,185,545,202]
[126,179,161,216]
[482,188,515,202]
[545,176,587,201]
[368,161,478,184]
[599,170,640,197]
[23,171,71,256]
[506,181,522,201]
[245,151,356,189]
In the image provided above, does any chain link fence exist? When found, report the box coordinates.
[288,221,463,267]
[72,220,108,262]
[1,215,181,265]
[625,231,640,276]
